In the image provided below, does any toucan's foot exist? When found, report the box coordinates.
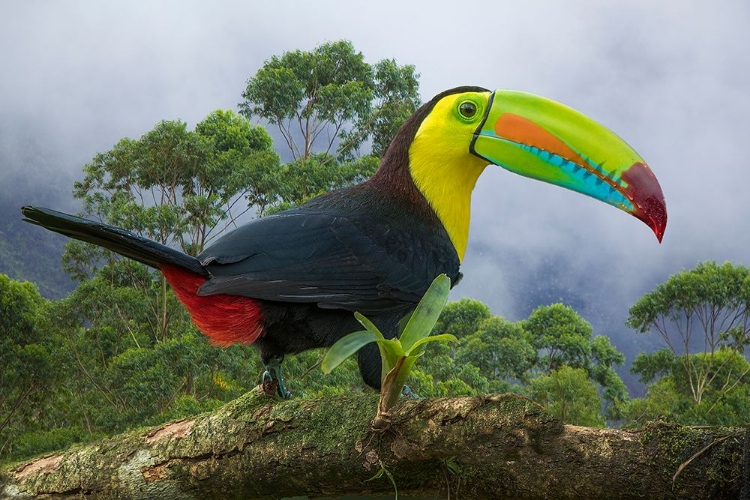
[401,385,420,399]
[261,356,292,399]
[261,371,292,399]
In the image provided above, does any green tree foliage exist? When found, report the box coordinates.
[627,348,750,426]
[1,266,263,461]
[70,109,278,262]
[627,261,750,406]
[455,316,536,387]
[194,109,284,221]
[240,40,420,161]
[530,366,605,427]
[348,58,422,159]
[65,110,280,342]
[417,301,627,423]
[522,304,629,418]
[267,153,378,214]
[524,304,596,372]
[433,298,492,340]
[0,275,61,458]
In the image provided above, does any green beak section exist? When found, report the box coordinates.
[471,90,667,242]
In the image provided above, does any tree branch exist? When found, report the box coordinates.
[1,392,745,499]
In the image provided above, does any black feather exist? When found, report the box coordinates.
[197,181,461,314]
[20,206,205,275]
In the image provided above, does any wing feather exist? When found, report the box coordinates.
[196,202,459,314]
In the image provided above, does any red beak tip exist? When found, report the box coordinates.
[655,226,665,244]
[622,162,667,244]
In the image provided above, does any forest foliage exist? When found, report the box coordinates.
[5,260,749,462]
[2,41,749,464]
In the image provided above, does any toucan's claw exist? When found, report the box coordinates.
[261,356,292,399]
[401,385,420,399]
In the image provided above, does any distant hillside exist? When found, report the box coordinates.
[0,170,78,298]
[0,119,81,298]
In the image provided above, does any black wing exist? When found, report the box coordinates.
[197,205,459,314]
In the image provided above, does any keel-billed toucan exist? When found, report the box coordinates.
[22,86,666,398]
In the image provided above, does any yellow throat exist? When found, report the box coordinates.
[408,93,490,261]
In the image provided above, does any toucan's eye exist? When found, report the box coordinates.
[458,101,477,119]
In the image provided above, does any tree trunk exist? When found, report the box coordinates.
[1,391,746,499]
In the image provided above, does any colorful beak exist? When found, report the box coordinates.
[470,90,667,242]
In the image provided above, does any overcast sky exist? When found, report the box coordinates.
[2,0,749,364]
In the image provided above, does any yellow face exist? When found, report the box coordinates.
[408,91,492,260]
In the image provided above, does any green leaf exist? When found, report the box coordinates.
[380,355,419,411]
[375,338,406,380]
[321,330,380,374]
[400,274,451,352]
[354,311,383,336]
[354,311,404,377]
[406,333,458,357]
[397,310,414,334]
[366,462,399,500]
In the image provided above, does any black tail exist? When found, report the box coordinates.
[21,206,207,277]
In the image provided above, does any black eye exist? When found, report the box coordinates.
[458,101,477,119]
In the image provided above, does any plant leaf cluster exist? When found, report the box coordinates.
[322,274,455,424]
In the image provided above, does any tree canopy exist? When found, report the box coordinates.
[240,40,420,161]
[626,261,750,426]
[0,276,57,457]
[407,300,629,424]
[627,261,750,359]
[70,109,278,262]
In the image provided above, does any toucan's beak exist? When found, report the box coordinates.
[471,90,667,242]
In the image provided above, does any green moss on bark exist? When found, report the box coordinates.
[1,393,744,499]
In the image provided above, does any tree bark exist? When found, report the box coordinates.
[1,391,746,499]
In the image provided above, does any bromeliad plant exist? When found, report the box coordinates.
[322,274,456,429]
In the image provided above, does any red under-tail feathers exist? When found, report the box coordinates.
[19,207,265,344]
[160,264,264,345]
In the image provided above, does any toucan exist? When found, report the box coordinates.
[22,86,666,398]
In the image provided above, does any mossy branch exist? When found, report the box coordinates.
[1,391,746,499]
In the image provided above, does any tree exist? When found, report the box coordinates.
[3,392,745,499]
[627,348,750,426]
[268,153,378,213]
[529,366,605,427]
[65,110,280,342]
[0,275,58,459]
[240,40,420,161]
[523,303,596,372]
[71,110,279,260]
[427,300,628,422]
[627,261,750,406]
[5,262,265,459]
[523,303,629,418]
[194,109,284,222]
[345,58,422,159]
[432,297,492,340]
[455,316,536,386]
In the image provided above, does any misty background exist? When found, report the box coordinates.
[1,0,748,393]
